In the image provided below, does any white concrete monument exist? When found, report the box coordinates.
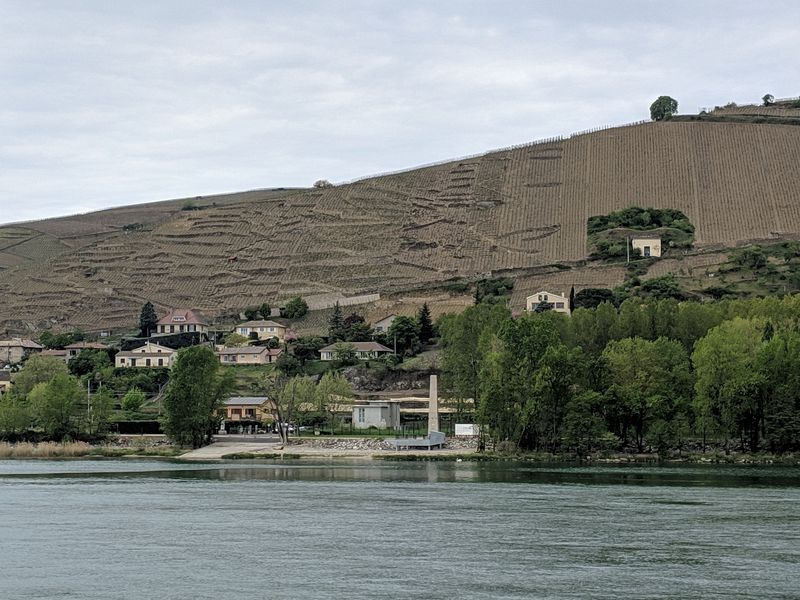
[428,374,439,433]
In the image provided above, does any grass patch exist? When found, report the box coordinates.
[0,441,182,458]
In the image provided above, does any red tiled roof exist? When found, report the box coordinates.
[157,309,208,326]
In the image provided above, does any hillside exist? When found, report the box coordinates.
[2,101,800,334]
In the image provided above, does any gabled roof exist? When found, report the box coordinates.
[236,320,286,329]
[157,309,208,326]
[65,341,109,350]
[0,338,43,350]
[41,349,67,357]
[217,346,268,355]
[319,341,393,353]
[226,396,269,406]
[117,342,176,357]
[526,290,568,300]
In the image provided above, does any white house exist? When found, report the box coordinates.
[373,315,397,333]
[631,236,662,258]
[319,341,394,361]
[234,320,287,341]
[352,402,401,430]
[525,291,571,315]
[115,342,177,368]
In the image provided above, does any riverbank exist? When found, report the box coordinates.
[0,440,183,458]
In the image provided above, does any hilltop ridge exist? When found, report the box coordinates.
[2,100,800,334]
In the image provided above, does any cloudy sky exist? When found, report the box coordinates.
[1,1,797,224]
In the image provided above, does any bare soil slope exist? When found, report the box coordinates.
[2,106,800,333]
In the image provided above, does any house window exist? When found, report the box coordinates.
[231,409,241,416]
[131,358,137,367]
[643,246,651,257]
[245,409,255,418]
[158,359,164,366]
[357,408,366,423]
[146,358,151,366]
[268,327,274,332]
[555,302,565,309]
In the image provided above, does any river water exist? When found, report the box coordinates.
[1,460,799,599]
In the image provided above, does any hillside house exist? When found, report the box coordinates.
[352,402,401,430]
[65,341,109,361]
[234,320,286,341]
[319,341,394,361]
[225,397,272,422]
[0,338,43,364]
[115,342,176,368]
[526,291,571,315]
[155,309,208,336]
[216,346,282,365]
[0,370,11,396]
[373,315,397,333]
[631,236,662,258]
[41,349,68,361]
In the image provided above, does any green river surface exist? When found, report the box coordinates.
[1,459,799,599]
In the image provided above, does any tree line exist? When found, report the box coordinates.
[439,295,800,455]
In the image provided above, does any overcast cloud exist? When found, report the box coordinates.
[1,0,797,224]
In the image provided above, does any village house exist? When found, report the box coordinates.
[216,346,282,365]
[373,315,397,334]
[319,341,394,361]
[65,341,109,361]
[525,291,571,315]
[352,401,401,430]
[631,236,662,258]
[0,370,11,396]
[115,342,176,368]
[224,396,272,422]
[234,319,287,341]
[41,349,68,361]
[0,338,43,365]
[154,309,208,336]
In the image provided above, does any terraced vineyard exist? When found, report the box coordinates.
[2,103,800,334]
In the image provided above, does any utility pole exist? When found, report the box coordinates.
[626,236,630,264]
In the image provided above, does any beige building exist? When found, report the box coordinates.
[319,341,394,361]
[115,342,176,368]
[373,315,397,333]
[526,291,571,315]
[234,320,287,341]
[155,309,208,336]
[631,236,662,258]
[217,346,282,365]
[0,338,43,365]
[224,397,272,422]
[352,402,401,430]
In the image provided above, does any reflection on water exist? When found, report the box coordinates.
[0,459,799,600]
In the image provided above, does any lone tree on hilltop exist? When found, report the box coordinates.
[763,94,774,106]
[163,346,233,448]
[139,301,158,337]
[650,96,678,121]
[313,180,334,188]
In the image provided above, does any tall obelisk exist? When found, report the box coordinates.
[428,374,439,433]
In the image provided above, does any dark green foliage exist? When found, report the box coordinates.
[281,296,309,319]
[291,337,326,363]
[68,349,111,378]
[650,95,678,121]
[258,303,271,319]
[588,206,694,235]
[387,316,421,356]
[38,330,86,350]
[162,346,233,448]
[328,302,344,340]
[275,353,302,376]
[342,314,372,342]
[417,303,434,343]
[574,288,615,309]
[474,277,514,304]
[731,245,768,270]
[763,94,774,106]
[244,307,260,321]
[138,301,158,338]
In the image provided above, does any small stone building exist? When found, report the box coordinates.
[631,236,662,258]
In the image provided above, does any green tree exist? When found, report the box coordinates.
[122,387,147,412]
[563,391,607,456]
[332,342,358,367]
[315,371,353,432]
[13,354,69,397]
[86,388,114,437]
[762,93,774,106]
[328,302,344,341]
[0,394,33,439]
[138,301,159,338]
[259,303,271,319]
[244,307,260,321]
[602,337,692,452]
[68,349,111,378]
[342,314,372,342]
[692,318,764,452]
[222,332,249,347]
[387,315,421,356]
[29,373,84,440]
[162,346,233,448]
[281,297,309,319]
[275,353,302,376]
[650,95,678,121]
[264,375,316,443]
[417,303,434,344]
